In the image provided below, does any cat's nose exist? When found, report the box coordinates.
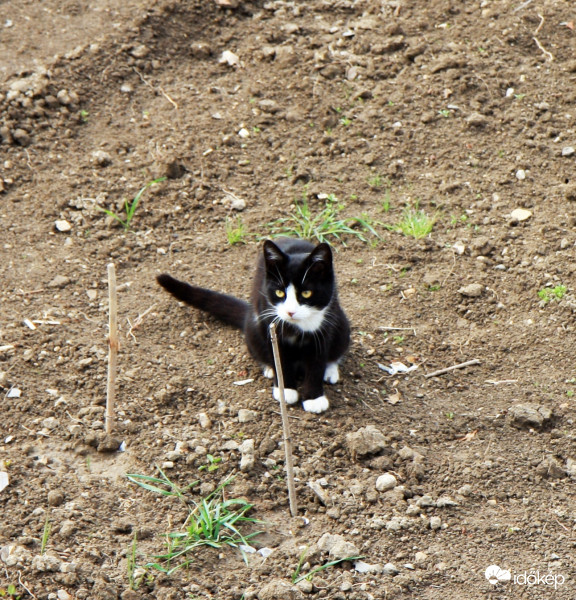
[287,311,295,318]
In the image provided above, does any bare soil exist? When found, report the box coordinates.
[2,1,576,599]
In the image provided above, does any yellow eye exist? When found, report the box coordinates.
[275,289,285,298]
[301,290,313,299]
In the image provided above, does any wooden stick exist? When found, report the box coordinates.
[424,358,480,379]
[105,263,119,435]
[269,322,298,517]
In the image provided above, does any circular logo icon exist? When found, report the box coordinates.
[485,565,512,585]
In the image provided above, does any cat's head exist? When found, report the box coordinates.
[262,240,334,332]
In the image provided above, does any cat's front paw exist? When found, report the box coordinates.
[273,387,299,405]
[263,366,275,379]
[302,395,330,413]
[324,362,340,384]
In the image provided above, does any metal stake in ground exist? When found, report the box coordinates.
[269,322,298,517]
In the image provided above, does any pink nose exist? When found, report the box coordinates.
[287,311,295,318]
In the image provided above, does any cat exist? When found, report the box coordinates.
[156,237,350,413]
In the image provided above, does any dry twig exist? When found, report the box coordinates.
[269,322,298,517]
[424,358,481,379]
[105,263,119,435]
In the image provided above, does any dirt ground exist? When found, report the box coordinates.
[2,0,576,598]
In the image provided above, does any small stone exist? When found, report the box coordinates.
[12,129,30,146]
[295,580,313,594]
[42,417,58,430]
[48,274,71,288]
[120,84,133,94]
[457,484,473,497]
[240,438,255,472]
[429,516,442,530]
[560,238,571,250]
[258,578,303,600]
[508,403,552,429]
[48,490,65,507]
[436,496,458,507]
[383,562,399,576]
[414,551,427,563]
[222,192,246,211]
[416,495,436,508]
[566,458,576,478]
[515,169,526,180]
[458,283,484,297]
[56,90,73,105]
[92,150,112,167]
[346,425,388,457]
[59,520,76,538]
[510,208,532,221]
[375,473,397,492]
[57,589,73,600]
[318,534,360,561]
[258,99,279,113]
[220,50,240,67]
[238,409,257,423]
[562,146,575,157]
[97,435,122,453]
[198,413,212,428]
[465,112,489,128]
[55,220,72,233]
[354,561,383,574]
[307,481,330,506]
[130,45,149,58]
[536,456,565,479]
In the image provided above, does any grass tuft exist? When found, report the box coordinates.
[127,472,261,575]
[267,193,380,246]
[394,205,437,239]
[98,176,166,230]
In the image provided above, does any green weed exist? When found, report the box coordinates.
[198,454,222,472]
[41,514,51,555]
[98,177,166,230]
[225,216,247,245]
[538,284,567,304]
[267,193,380,246]
[0,585,21,599]
[127,466,198,504]
[367,174,387,189]
[128,473,261,575]
[394,205,437,239]
[292,547,363,584]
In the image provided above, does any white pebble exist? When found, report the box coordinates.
[375,473,397,492]
[54,220,72,232]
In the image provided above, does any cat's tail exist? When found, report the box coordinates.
[157,274,250,329]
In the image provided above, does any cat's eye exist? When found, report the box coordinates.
[301,290,313,299]
[275,289,285,298]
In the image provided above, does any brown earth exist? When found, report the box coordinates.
[2,0,576,598]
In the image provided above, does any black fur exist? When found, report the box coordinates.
[157,237,350,408]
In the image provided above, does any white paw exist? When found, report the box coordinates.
[324,362,340,384]
[302,395,330,414]
[273,387,299,405]
[263,366,275,379]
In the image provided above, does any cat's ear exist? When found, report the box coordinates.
[308,242,333,267]
[263,240,286,267]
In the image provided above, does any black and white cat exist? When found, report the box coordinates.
[157,237,350,413]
